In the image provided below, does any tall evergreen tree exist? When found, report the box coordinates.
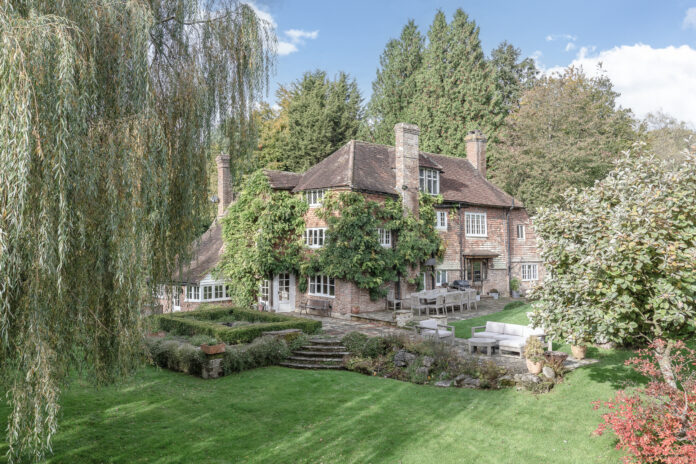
[407,9,505,156]
[256,70,363,172]
[490,41,538,114]
[362,20,424,144]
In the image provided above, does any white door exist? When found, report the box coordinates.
[172,286,181,312]
[273,273,295,312]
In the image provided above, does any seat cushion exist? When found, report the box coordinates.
[485,321,505,333]
[474,332,519,340]
[503,324,526,337]
[420,320,438,330]
[498,338,525,349]
[422,329,452,338]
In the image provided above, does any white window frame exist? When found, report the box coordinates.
[185,282,230,302]
[435,270,448,287]
[465,212,487,237]
[259,279,270,302]
[308,275,335,297]
[517,224,526,240]
[185,284,200,301]
[378,228,391,248]
[419,168,440,195]
[521,263,538,281]
[305,189,325,207]
[304,228,326,248]
[435,211,447,230]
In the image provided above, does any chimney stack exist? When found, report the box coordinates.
[394,123,420,217]
[215,153,232,217]
[465,130,487,177]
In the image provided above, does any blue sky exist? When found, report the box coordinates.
[250,0,696,124]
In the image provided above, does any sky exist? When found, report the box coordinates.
[249,0,696,125]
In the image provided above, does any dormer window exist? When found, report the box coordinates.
[305,189,325,206]
[419,168,439,195]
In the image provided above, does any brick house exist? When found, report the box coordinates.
[159,122,544,316]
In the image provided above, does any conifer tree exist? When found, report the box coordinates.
[490,41,538,114]
[362,20,424,144]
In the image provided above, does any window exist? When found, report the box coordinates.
[278,273,290,301]
[435,270,448,287]
[215,284,224,299]
[521,264,538,281]
[259,280,270,302]
[203,285,212,300]
[464,260,487,282]
[308,275,335,297]
[435,211,447,230]
[419,168,440,195]
[186,285,200,301]
[378,228,391,247]
[517,224,526,240]
[465,212,487,237]
[305,189,325,206]
[304,228,326,248]
[156,285,167,299]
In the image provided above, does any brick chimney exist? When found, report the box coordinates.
[215,153,231,217]
[394,123,420,217]
[465,130,487,177]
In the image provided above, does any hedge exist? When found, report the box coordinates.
[155,305,321,345]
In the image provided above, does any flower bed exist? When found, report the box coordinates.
[155,305,321,344]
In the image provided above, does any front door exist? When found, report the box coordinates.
[273,273,295,312]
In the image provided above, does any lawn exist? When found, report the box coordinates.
[0,305,640,464]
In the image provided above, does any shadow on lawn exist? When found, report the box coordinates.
[583,347,647,390]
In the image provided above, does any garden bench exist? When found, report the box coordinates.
[300,298,332,317]
[415,319,455,344]
[471,321,549,357]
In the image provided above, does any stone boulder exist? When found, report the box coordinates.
[422,356,435,368]
[435,380,453,388]
[393,349,416,367]
[542,366,556,380]
[454,374,480,388]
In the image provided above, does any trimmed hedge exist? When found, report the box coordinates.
[156,305,321,344]
[145,338,207,376]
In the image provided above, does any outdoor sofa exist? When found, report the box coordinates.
[471,321,549,357]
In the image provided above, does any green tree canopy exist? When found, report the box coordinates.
[0,1,273,460]
[643,111,696,163]
[488,66,639,213]
[490,41,538,114]
[361,20,424,145]
[255,70,363,172]
[530,148,696,387]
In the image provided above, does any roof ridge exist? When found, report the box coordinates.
[348,140,355,189]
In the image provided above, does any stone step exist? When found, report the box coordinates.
[293,350,350,358]
[308,338,343,346]
[279,361,344,370]
[301,344,347,352]
[287,355,344,364]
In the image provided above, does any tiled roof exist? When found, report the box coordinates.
[172,221,223,284]
[264,169,302,190]
[280,140,521,208]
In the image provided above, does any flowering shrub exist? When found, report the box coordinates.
[594,340,696,463]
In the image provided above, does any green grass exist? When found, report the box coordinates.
[0,304,640,463]
[450,305,533,339]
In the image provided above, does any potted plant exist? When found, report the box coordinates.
[510,278,521,298]
[200,340,226,355]
[567,332,590,360]
[489,289,499,300]
[524,336,545,374]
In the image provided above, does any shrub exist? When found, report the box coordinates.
[144,339,205,375]
[361,337,389,358]
[510,278,521,292]
[342,332,368,354]
[594,340,696,464]
[523,336,545,363]
[222,336,289,375]
[189,335,218,346]
[477,360,506,389]
[406,357,428,384]
[177,344,206,375]
[503,300,526,311]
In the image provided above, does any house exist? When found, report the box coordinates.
[159,122,544,316]
[261,123,544,316]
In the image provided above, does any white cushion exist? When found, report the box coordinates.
[474,332,519,340]
[503,324,525,337]
[422,329,452,338]
[419,319,438,329]
[485,321,505,333]
[498,338,525,349]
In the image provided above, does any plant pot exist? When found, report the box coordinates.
[490,293,499,300]
[571,345,587,360]
[475,295,480,301]
[511,290,520,298]
[201,343,226,355]
[526,359,543,374]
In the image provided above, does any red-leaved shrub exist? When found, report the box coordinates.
[594,340,696,463]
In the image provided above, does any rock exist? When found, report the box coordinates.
[514,373,541,385]
[454,374,480,388]
[514,373,554,393]
[542,366,556,380]
[498,374,516,387]
[435,380,453,388]
[422,356,435,368]
[394,349,416,367]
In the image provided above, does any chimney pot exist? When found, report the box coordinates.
[465,130,487,177]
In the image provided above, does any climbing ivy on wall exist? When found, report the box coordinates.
[218,171,308,306]
[308,192,444,299]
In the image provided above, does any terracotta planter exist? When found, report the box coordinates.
[148,331,166,338]
[571,345,587,360]
[201,343,226,355]
[526,359,543,374]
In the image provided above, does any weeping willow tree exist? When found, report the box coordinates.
[0,1,274,461]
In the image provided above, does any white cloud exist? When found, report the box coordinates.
[546,44,696,124]
[683,7,696,29]
[285,29,319,43]
[565,42,576,52]
[277,41,298,56]
[546,33,577,42]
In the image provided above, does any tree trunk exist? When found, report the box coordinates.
[655,340,678,389]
